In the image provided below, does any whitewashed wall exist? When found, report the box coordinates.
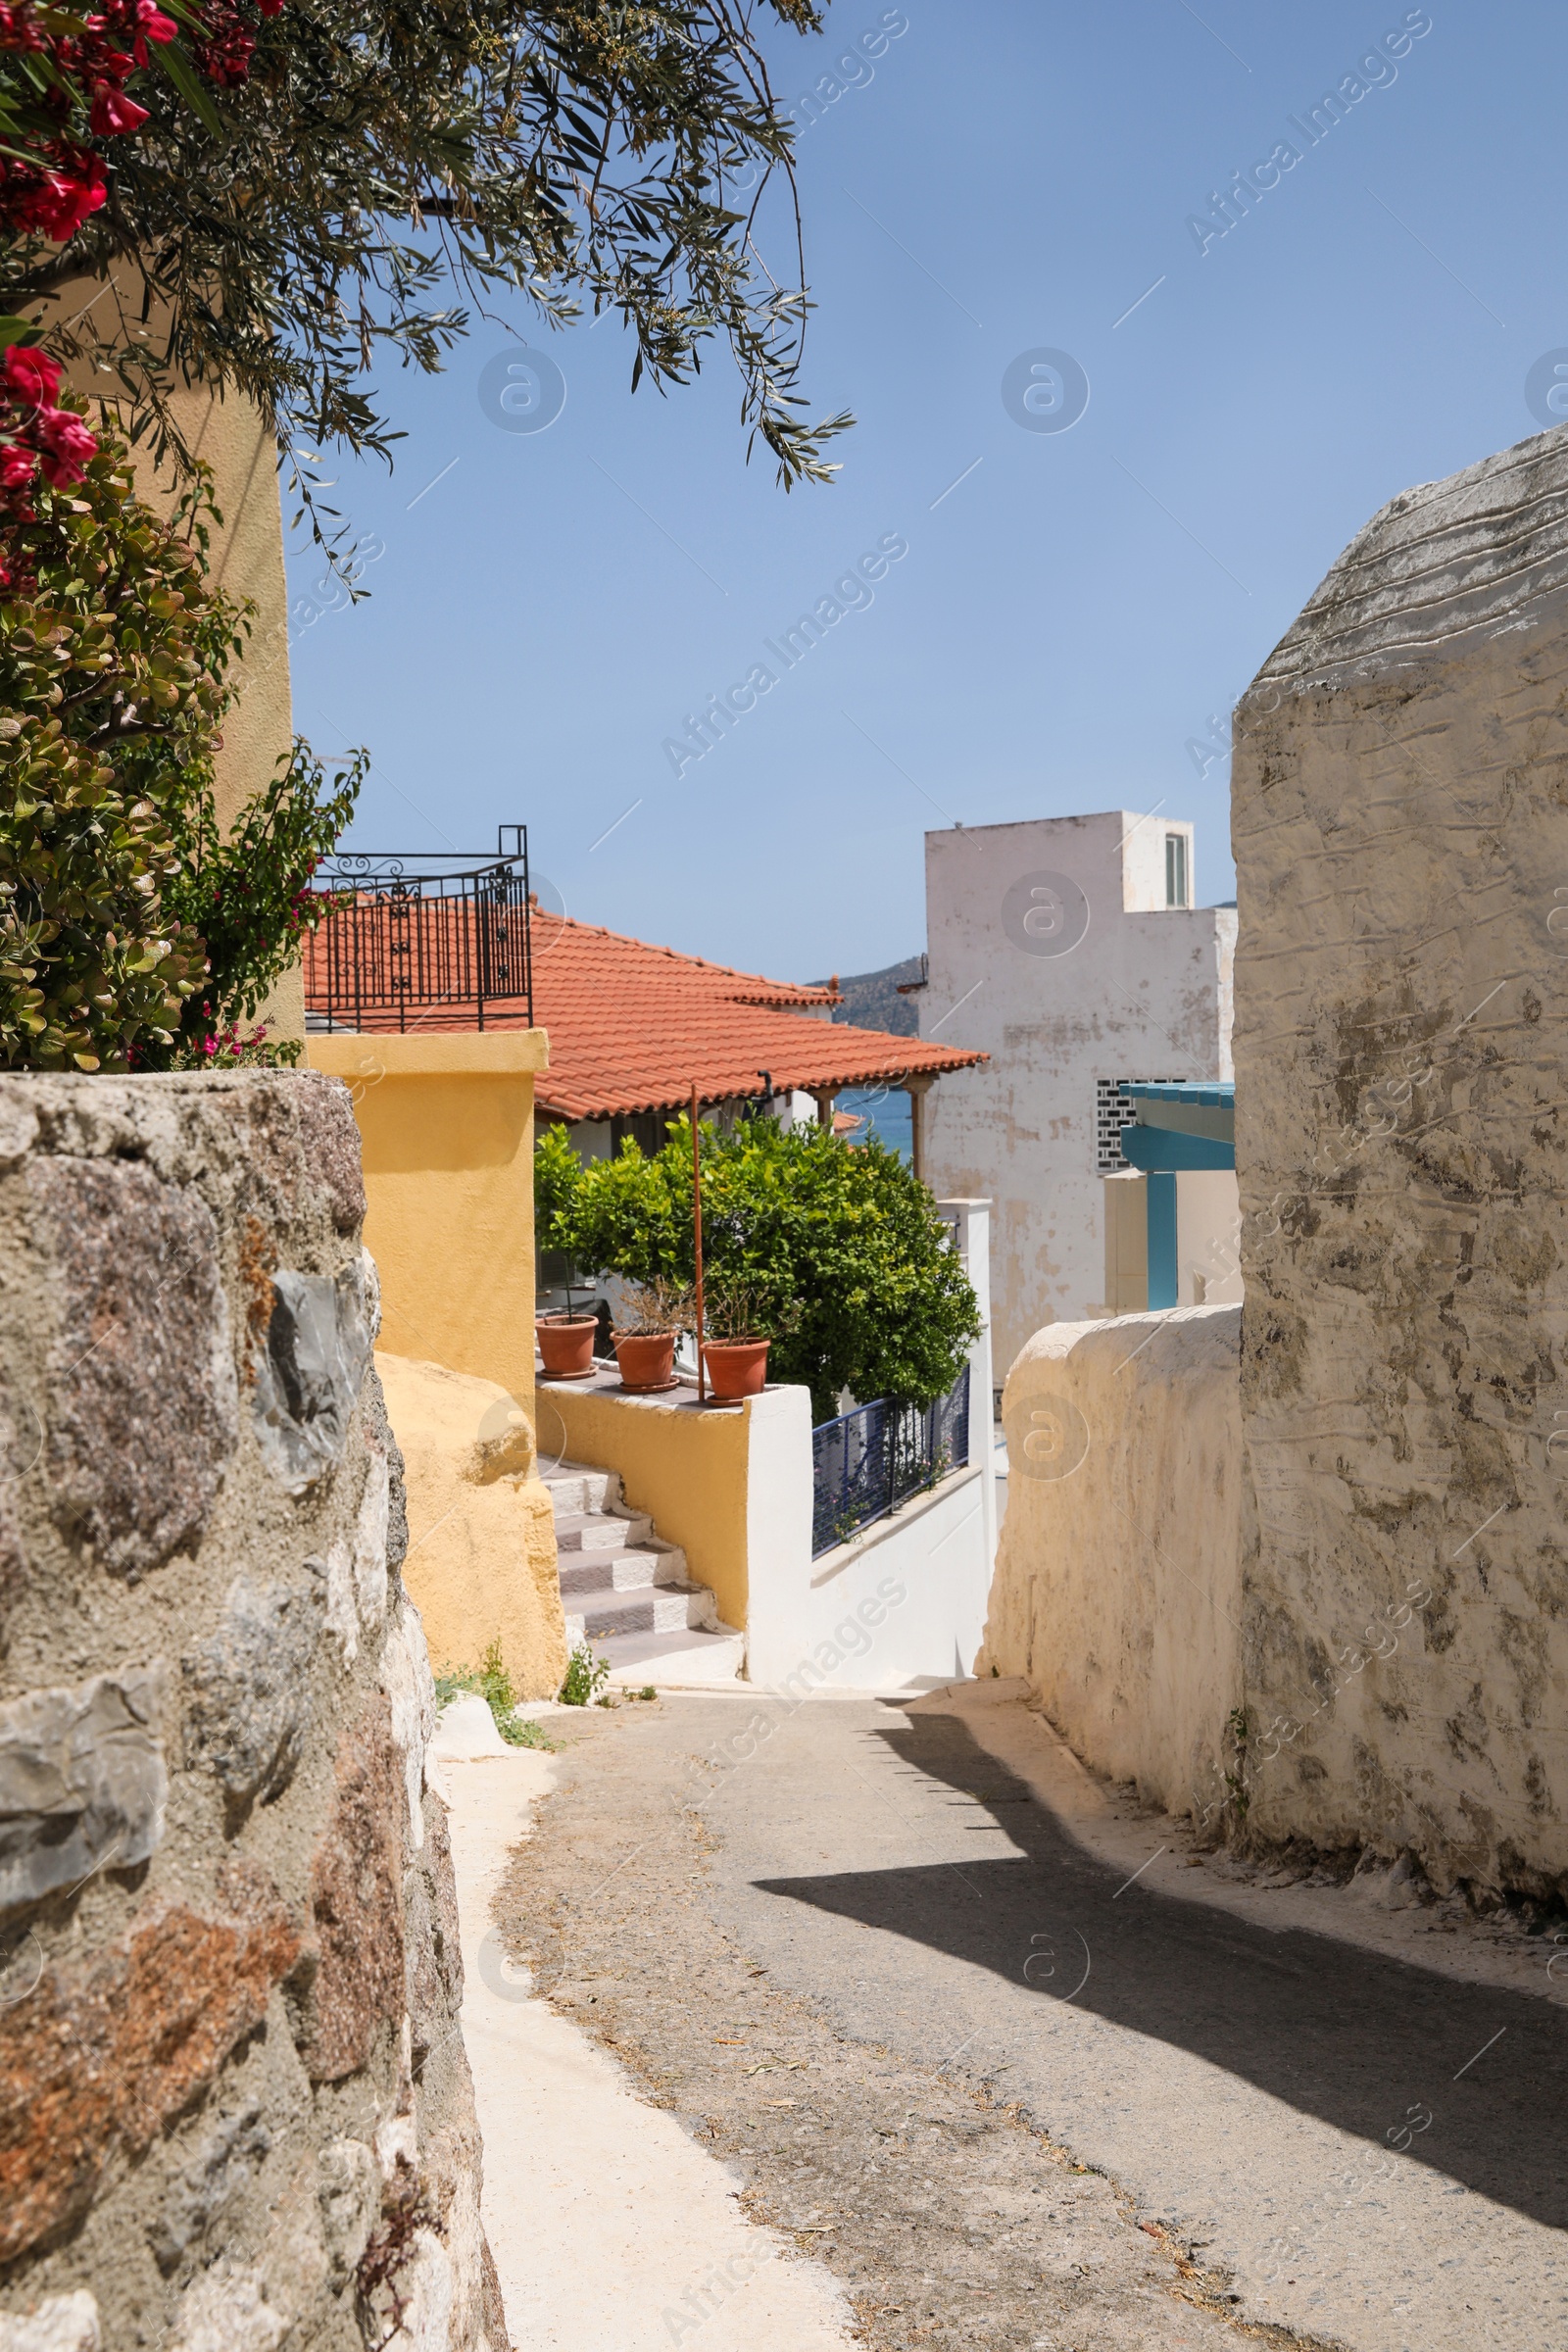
[1233,423,1568,1900]
[980,1305,1244,1822]
[919,811,1236,1374]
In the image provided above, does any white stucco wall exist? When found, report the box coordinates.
[745,1200,998,1691]
[1233,422,1568,1899]
[749,1461,993,1693]
[979,1304,1244,1820]
[919,812,1236,1376]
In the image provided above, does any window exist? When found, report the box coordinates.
[1165,831,1190,908]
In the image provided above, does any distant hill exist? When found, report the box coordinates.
[812,955,925,1038]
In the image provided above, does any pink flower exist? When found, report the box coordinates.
[256,0,283,15]
[0,442,37,488]
[3,342,60,411]
[136,0,175,37]
[18,160,107,241]
[89,80,148,134]
[36,406,97,485]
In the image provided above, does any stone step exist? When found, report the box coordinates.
[554,1509,653,1555]
[600,1624,747,1688]
[564,1581,718,1642]
[542,1464,622,1517]
[558,1548,675,1596]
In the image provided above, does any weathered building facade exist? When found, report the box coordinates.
[1232,424,1568,1898]
[918,810,1238,1378]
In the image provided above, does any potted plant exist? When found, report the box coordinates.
[701,1279,780,1401]
[536,1275,599,1380]
[612,1277,693,1393]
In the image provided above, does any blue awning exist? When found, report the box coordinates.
[1118,1123,1235,1173]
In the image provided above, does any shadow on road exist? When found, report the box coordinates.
[755,1708,1568,2231]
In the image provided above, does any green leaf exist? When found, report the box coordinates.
[151,40,226,141]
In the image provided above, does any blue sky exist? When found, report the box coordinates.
[286,0,1552,982]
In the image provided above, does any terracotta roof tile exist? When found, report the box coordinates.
[304,907,985,1121]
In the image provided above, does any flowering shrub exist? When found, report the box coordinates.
[0,0,275,245]
[0,339,102,590]
[0,407,358,1070]
[0,0,286,558]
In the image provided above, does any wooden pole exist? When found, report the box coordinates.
[691,1081,706,1402]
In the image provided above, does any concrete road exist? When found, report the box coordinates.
[694,1681,1568,2352]
[440,1737,856,2352]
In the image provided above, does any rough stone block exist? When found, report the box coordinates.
[30,1159,238,1578]
[0,1859,299,2261]
[354,1451,391,1629]
[167,2262,285,2352]
[317,2136,379,2291]
[360,2227,455,2352]
[0,1666,169,1923]
[0,1403,29,1657]
[294,1696,406,2082]
[148,2098,272,2273]
[380,1601,438,1853]
[288,1073,368,1235]
[365,1370,410,1576]
[182,1573,323,1805]
[405,1796,464,2073]
[251,1263,372,1494]
[319,1541,358,1666]
[0,2294,99,2352]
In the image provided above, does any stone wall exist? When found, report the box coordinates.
[0,1075,505,2350]
[1232,424,1568,1902]
[980,1306,1243,1823]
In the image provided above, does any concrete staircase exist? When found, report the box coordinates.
[542,1460,746,1687]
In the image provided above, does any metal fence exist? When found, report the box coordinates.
[810,1367,970,1558]
[303,827,533,1032]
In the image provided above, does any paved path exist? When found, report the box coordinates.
[441,1741,854,2351]
[495,1683,1568,2352]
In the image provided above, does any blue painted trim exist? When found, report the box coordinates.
[1119,1125,1236,1172]
[1147,1172,1178,1310]
[1124,1081,1235,1107]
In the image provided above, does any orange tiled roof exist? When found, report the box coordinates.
[531,913,985,1121]
[303,906,985,1119]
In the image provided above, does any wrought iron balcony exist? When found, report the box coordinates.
[303,826,533,1033]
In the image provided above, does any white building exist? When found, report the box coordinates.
[914,810,1239,1382]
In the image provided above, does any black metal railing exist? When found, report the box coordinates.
[304,827,533,1032]
[810,1366,971,1558]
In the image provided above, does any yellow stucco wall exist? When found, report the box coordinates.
[307,1032,549,1413]
[535,1382,752,1632]
[53,296,303,1042]
[377,1351,565,1700]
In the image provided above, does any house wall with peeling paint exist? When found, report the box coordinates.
[0,1074,504,2350]
[919,812,1236,1378]
[1232,424,1568,1901]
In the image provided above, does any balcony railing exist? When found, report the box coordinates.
[303,827,533,1033]
[810,1366,971,1558]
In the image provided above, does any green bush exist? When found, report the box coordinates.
[538,1114,982,1425]
[0,415,362,1071]
[435,1639,557,1749]
[558,1642,611,1708]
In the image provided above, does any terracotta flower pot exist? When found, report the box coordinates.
[536,1316,597,1378]
[613,1331,676,1390]
[703,1339,770,1399]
